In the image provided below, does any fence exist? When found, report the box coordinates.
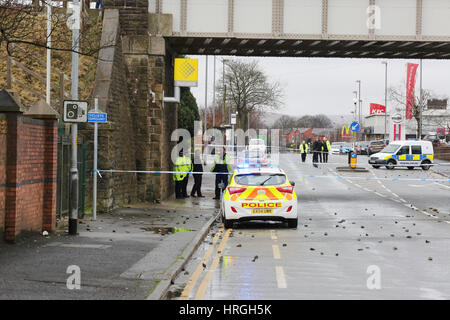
[56,125,86,220]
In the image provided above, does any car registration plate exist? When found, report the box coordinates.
[251,209,273,214]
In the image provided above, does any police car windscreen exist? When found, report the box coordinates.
[381,144,400,153]
[235,174,286,186]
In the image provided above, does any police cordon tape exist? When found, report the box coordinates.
[93,169,450,183]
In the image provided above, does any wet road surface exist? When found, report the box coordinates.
[168,153,450,300]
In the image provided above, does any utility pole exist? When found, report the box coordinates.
[69,0,81,235]
[46,3,51,105]
[222,59,228,125]
[204,55,208,134]
[382,61,388,140]
[419,59,423,140]
[212,56,216,128]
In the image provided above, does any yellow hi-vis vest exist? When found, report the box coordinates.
[326,140,331,151]
[299,144,309,154]
[173,156,192,181]
[210,154,233,173]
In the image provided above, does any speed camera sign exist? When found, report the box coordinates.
[63,100,88,123]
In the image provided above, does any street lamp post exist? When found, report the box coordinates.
[222,59,229,124]
[356,80,361,124]
[382,61,388,140]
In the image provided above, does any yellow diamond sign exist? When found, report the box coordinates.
[174,58,198,87]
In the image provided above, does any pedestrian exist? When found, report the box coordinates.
[319,136,325,163]
[312,137,321,168]
[181,150,192,198]
[211,147,232,200]
[191,149,204,197]
[299,140,309,163]
[323,137,331,163]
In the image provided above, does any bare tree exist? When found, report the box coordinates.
[0,0,104,58]
[217,59,283,130]
[389,85,436,138]
[272,115,296,130]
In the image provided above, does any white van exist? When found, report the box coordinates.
[248,138,266,155]
[368,140,433,170]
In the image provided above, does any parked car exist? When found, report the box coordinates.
[368,140,386,155]
[330,142,343,155]
[340,143,353,154]
[358,141,370,155]
[423,134,444,144]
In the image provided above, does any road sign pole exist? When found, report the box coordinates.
[69,0,80,235]
[93,98,98,221]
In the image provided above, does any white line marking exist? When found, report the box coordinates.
[272,245,281,260]
[275,266,287,289]
[270,230,278,240]
[434,182,450,190]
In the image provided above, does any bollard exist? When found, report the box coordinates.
[349,151,357,169]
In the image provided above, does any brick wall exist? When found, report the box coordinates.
[0,115,6,236]
[0,113,57,243]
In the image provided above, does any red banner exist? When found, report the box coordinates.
[406,63,419,120]
[370,103,386,115]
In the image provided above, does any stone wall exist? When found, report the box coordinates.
[81,4,176,212]
[80,9,139,212]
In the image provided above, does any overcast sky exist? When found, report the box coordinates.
[188,55,450,119]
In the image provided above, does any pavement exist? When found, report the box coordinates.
[431,158,450,178]
[0,171,221,300]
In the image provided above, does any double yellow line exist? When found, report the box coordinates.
[179,226,231,300]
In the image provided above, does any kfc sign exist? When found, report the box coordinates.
[370,103,386,115]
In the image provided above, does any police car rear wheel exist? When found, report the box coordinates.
[222,214,233,229]
[421,160,431,171]
[287,218,298,229]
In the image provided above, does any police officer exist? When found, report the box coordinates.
[173,150,192,199]
[211,147,232,200]
[323,137,331,163]
[190,149,204,197]
[312,137,321,168]
[299,140,309,163]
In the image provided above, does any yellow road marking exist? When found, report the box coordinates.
[272,245,281,260]
[194,228,232,300]
[179,226,224,300]
[275,266,287,288]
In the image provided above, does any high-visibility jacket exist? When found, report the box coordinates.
[210,153,232,173]
[325,140,331,151]
[299,144,309,154]
[173,155,192,181]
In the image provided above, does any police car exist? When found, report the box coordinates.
[221,166,298,229]
[368,140,433,170]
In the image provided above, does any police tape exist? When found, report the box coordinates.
[93,169,450,183]
[292,161,450,167]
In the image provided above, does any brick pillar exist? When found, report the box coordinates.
[42,120,57,232]
[4,113,20,242]
[0,114,7,238]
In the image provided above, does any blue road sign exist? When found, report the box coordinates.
[88,112,107,123]
[350,121,360,132]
